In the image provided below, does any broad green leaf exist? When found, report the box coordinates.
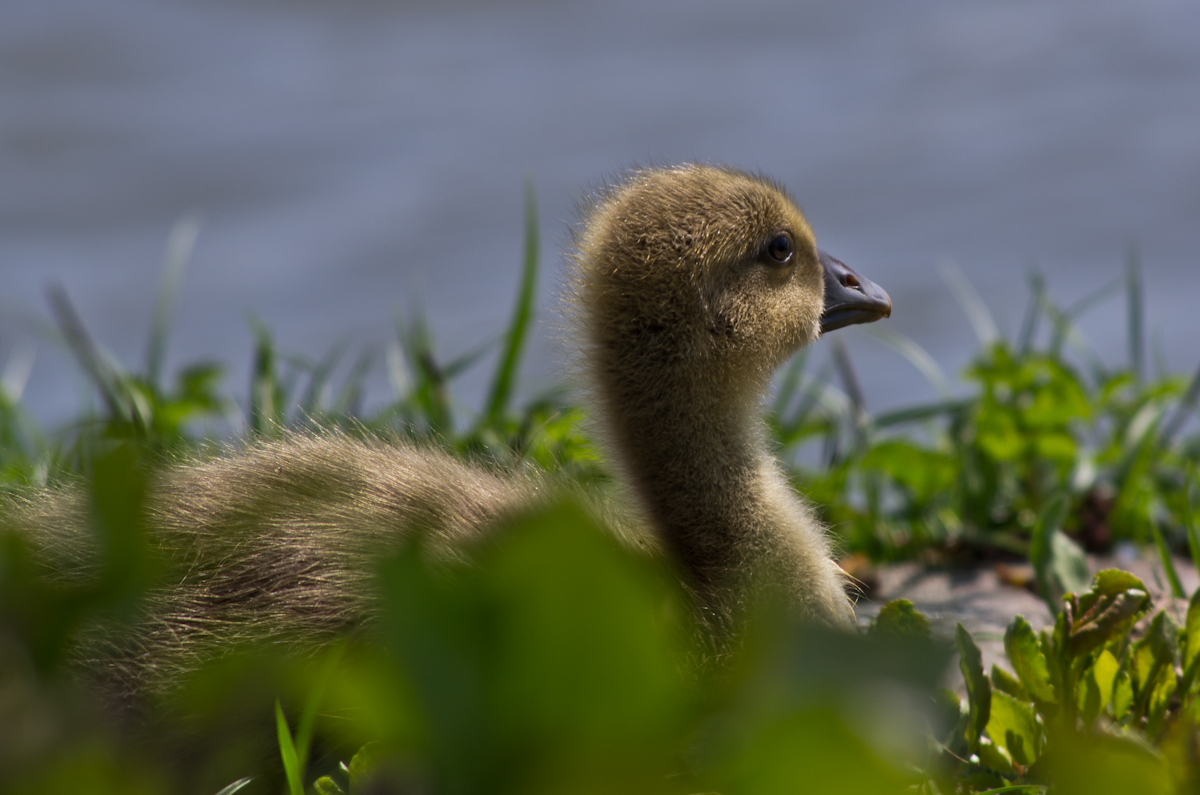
[719,707,911,795]
[1077,569,1149,614]
[859,441,957,502]
[1078,650,1119,726]
[1034,430,1077,463]
[312,777,344,795]
[957,623,992,752]
[986,690,1041,766]
[1004,616,1056,706]
[1131,612,1180,720]
[991,664,1030,703]
[934,687,967,750]
[1133,641,1156,699]
[1146,610,1181,671]
[869,599,932,641]
[1050,727,1173,795]
[975,736,1014,775]
[1147,665,1178,737]
[486,503,684,749]
[1110,669,1134,719]
[1067,588,1150,660]
[1031,494,1089,615]
[347,743,387,793]
[1092,650,1119,713]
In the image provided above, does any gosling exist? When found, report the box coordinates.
[4,164,892,704]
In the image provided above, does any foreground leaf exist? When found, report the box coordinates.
[1004,616,1057,708]
[958,623,992,752]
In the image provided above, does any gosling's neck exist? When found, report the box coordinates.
[594,358,852,635]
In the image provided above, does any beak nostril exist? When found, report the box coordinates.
[844,274,860,289]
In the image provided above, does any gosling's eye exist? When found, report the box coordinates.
[766,233,794,264]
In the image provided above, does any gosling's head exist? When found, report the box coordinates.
[572,165,891,398]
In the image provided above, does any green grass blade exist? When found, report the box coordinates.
[939,258,999,346]
[396,310,453,434]
[830,337,867,455]
[1017,268,1046,353]
[874,398,972,429]
[1150,521,1186,599]
[774,362,836,450]
[1044,297,1108,376]
[1066,273,1123,321]
[772,349,808,417]
[275,699,305,795]
[1065,328,1109,383]
[1127,247,1144,381]
[213,777,254,795]
[46,284,130,421]
[1160,359,1200,447]
[786,361,832,428]
[333,347,376,417]
[443,334,500,381]
[248,316,284,436]
[1152,331,1170,381]
[299,340,349,416]
[1044,298,1071,361]
[481,179,539,427]
[1,340,35,404]
[0,343,45,464]
[862,326,954,398]
[292,645,344,777]
[146,212,200,390]
[385,339,410,398]
[1185,463,1200,586]
[830,337,865,416]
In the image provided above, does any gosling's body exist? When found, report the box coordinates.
[4,164,891,703]
[11,437,552,700]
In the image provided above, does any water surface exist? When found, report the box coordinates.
[2,0,1197,428]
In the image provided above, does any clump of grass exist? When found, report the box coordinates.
[2,186,597,490]
[6,479,1200,794]
[6,194,1196,563]
[775,257,1200,562]
[2,194,1200,793]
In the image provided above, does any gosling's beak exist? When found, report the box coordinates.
[818,249,892,333]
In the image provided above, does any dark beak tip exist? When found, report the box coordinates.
[817,249,892,332]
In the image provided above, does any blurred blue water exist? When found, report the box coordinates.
[2,0,1197,429]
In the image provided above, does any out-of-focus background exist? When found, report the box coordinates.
[3,0,1198,427]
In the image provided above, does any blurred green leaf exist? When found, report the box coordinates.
[1030,495,1088,616]
[957,623,992,753]
[1078,649,1119,726]
[869,599,933,641]
[312,777,343,795]
[1004,616,1056,708]
[1048,727,1172,795]
[986,689,1041,766]
[1131,611,1179,726]
[992,664,1030,703]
